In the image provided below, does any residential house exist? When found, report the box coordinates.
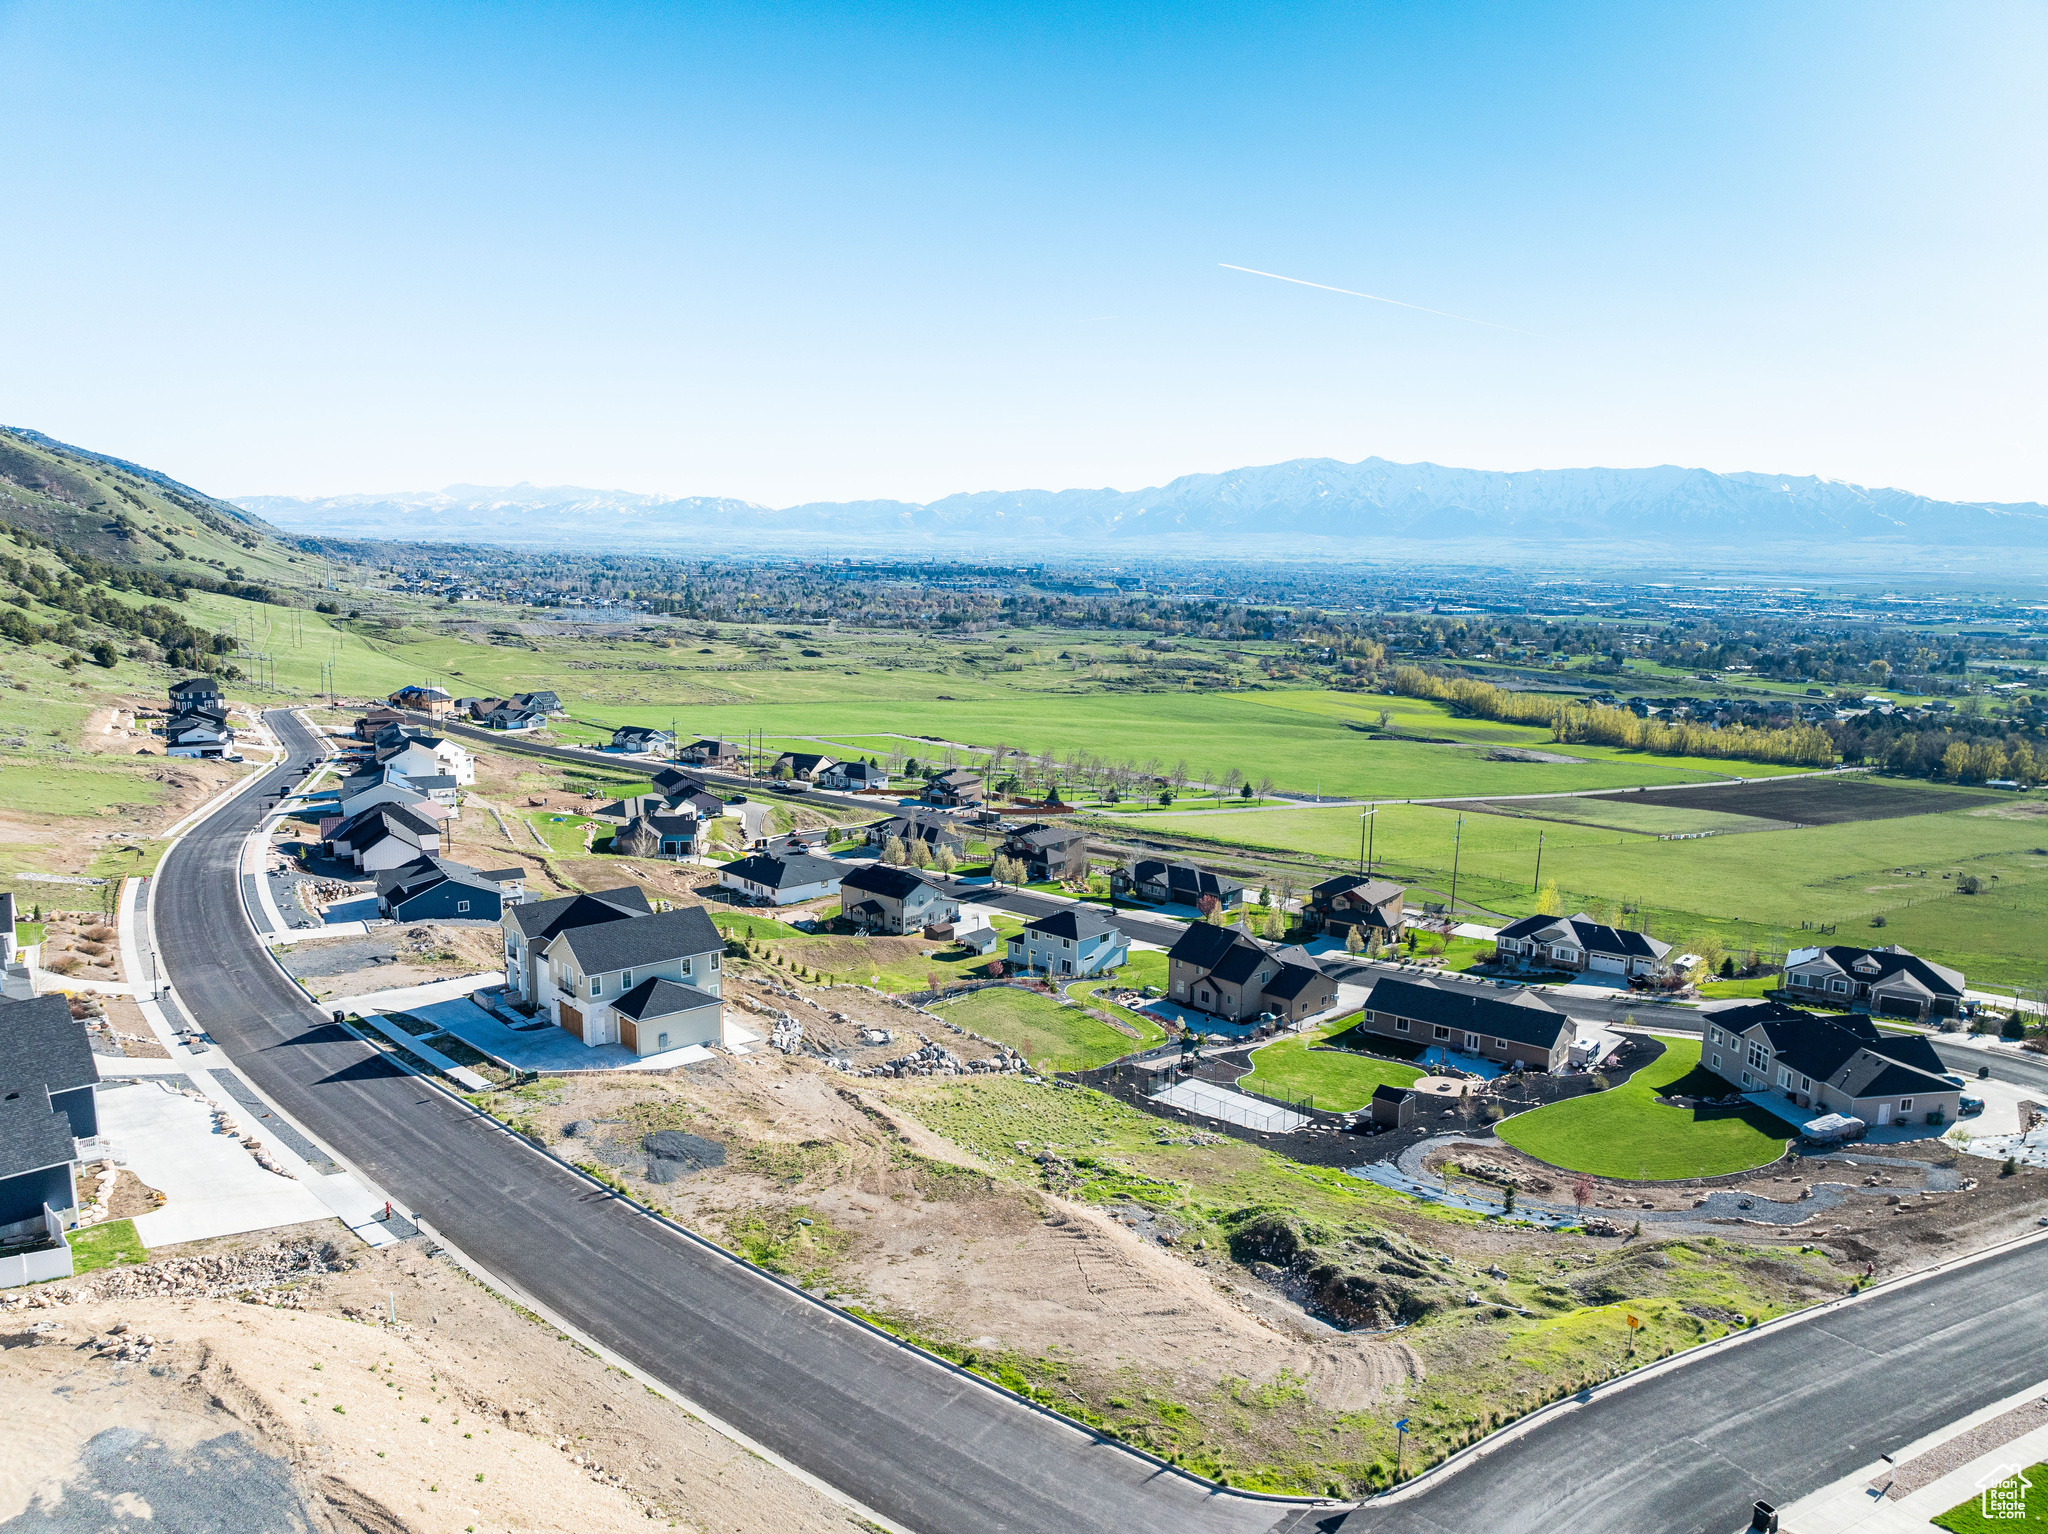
[677,739,744,768]
[1007,908,1128,977]
[354,707,408,741]
[535,905,727,1054]
[651,766,713,797]
[818,760,889,792]
[324,802,444,872]
[374,732,474,786]
[865,813,966,858]
[511,691,563,717]
[1353,976,1573,1072]
[374,856,524,922]
[608,725,676,755]
[336,765,458,821]
[481,702,545,732]
[502,887,653,1007]
[391,685,455,718]
[771,751,837,782]
[1781,944,1966,1020]
[0,994,98,1245]
[168,676,223,711]
[1698,998,1960,1126]
[837,864,958,935]
[1003,824,1090,882]
[1165,923,1338,1024]
[1492,913,1672,977]
[1119,859,1244,909]
[620,814,708,857]
[1305,875,1404,940]
[165,706,235,759]
[924,768,985,807]
[718,852,845,907]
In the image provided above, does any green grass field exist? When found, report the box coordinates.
[1496,1037,1791,1180]
[1238,1020,1423,1110]
[1118,792,2048,988]
[933,985,1144,1072]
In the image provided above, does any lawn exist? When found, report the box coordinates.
[1238,1019,1423,1110]
[1066,979,1170,1050]
[766,916,1025,992]
[932,985,1145,1072]
[68,1218,148,1274]
[1495,1037,1792,1180]
[1933,1462,2048,1532]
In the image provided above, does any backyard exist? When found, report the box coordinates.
[1495,1037,1793,1180]
[1237,1017,1423,1111]
[931,985,1148,1073]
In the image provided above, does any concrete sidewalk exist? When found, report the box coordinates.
[1781,1377,2048,1532]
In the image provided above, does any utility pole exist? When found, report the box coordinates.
[1448,812,1463,922]
[1533,830,1544,892]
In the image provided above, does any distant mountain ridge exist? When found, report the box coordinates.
[237,456,2048,559]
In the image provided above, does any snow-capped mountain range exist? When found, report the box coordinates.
[235,457,2048,557]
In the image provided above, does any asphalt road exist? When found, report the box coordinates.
[156,711,1303,1534]
[1932,1040,2048,1095]
[1336,1235,2048,1534]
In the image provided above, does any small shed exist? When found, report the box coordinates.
[1369,1083,1416,1130]
[956,926,1000,955]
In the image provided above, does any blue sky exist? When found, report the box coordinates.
[2,1,2042,507]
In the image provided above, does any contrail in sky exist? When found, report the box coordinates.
[1219,263,1541,336]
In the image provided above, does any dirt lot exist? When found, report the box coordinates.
[1584,776,2008,824]
[0,1225,863,1534]
[278,925,507,1004]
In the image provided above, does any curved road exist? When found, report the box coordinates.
[156,710,1301,1534]
[157,712,2048,1534]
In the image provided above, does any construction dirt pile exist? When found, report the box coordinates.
[0,1226,865,1534]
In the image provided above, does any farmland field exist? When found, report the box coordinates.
[1114,789,2048,988]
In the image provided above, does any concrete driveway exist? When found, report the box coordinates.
[97,1078,330,1247]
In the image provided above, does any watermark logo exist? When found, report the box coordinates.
[1975,1462,2033,1521]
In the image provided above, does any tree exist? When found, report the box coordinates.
[1196,894,1220,919]
[935,847,958,874]
[1256,775,1275,798]
[1534,880,1563,916]
[987,959,1005,979]
[1502,1187,1516,1217]
[616,817,659,858]
[1239,781,1254,799]
[883,836,908,866]
[927,970,944,994]
[89,641,118,668]
[772,758,794,780]
[1572,1173,1595,1212]
[1344,925,1365,955]
[908,839,933,870]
